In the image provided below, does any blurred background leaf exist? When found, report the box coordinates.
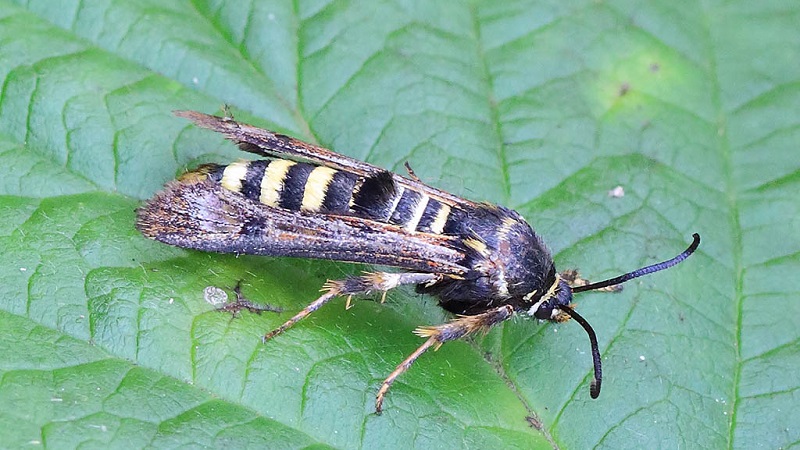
[0,0,798,448]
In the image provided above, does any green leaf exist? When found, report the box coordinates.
[1,0,798,448]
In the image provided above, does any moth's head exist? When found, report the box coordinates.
[523,270,573,321]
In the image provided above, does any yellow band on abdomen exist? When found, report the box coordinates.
[301,166,338,211]
[260,160,296,207]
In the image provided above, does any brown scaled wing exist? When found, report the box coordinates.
[136,178,468,276]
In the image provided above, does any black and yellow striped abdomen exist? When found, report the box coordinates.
[200,159,453,235]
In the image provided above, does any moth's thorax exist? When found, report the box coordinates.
[420,204,556,315]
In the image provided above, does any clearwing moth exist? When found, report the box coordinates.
[137,111,700,413]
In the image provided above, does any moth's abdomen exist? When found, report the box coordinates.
[201,159,453,234]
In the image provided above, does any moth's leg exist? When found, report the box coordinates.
[561,269,622,292]
[403,161,421,182]
[375,305,514,413]
[263,272,441,342]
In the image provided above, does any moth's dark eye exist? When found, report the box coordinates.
[555,280,573,306]
[533,302,553,320]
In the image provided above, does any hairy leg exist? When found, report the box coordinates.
[263,272,441,342]
[375,305,514,413]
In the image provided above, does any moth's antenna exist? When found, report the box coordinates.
[561,233,700,399]
[573,233,700,293]
[560,305,602,398]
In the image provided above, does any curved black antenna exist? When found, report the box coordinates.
[560,305,602,399]
[573,233,700,293]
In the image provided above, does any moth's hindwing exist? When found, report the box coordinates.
[175,110,476,208]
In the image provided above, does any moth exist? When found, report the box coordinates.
[137,111,700,413]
